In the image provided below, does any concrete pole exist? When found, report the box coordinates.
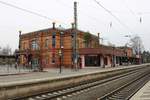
[74,2,78,70]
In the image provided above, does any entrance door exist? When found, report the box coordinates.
[104,57,108,65]
[85,55,100,67]
[32,58,39,70]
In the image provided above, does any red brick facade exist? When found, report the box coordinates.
[19,24,139,69]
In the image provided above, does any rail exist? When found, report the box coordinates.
[9,64,150,100]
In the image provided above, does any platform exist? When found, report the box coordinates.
[130,80,150,100]
[0,64,149,85]
[0,64,149,100]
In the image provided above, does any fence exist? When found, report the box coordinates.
[0,64,33,75]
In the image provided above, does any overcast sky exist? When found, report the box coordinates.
[0,0,150,51]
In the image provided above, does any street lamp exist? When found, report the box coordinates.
[112,46,116,67]
[59,31,64,73]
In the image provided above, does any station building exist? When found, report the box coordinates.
[18,23,140,70]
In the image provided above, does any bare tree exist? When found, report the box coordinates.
[130,35,144,55]
[141,51,150,63]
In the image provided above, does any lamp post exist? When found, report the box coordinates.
[59,31,64,73]
[59,49,62,73]
[112,46,116,67]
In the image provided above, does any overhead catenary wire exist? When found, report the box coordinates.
[138,12,150,15]
[56,0,121,33]
[93,0,133,33]
[122,0,142,23]
[0,0,66,24]
[56,0,106,25]
[123,0,136,16]
[105,11,150,15]
[0,0,108,30]
[0,0,132,34]
[56,0,120,44]
[56,0,108,33]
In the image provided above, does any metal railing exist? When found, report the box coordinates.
[0,64,33,75]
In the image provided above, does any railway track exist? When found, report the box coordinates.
[98,68,150,100]
[11,66,150,100]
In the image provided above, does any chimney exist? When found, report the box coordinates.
[19,30,22,36]
[98,33,100,38]
[97,33,100,44]
[71,23,75,29]
[52,22,55,29]
[19,30,22,49]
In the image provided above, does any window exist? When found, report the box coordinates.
[60,32,64,47]
[45,57,49,64]
[77,39,79,48]
[22,42,25,50]
[52,53,55,64]
[52,32,56,63]
[45,39,49,48]
[32,58,39,68]
[31,40,38,50]
[52,32,56,48]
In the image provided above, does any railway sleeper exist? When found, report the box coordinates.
[110,95,125,99]
[107,96,125,100]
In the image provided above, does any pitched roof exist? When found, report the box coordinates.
[20,27,65,38]
[20,27,99,40]
[65,28,98,39]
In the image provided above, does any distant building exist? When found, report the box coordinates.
[19,23,140,70]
